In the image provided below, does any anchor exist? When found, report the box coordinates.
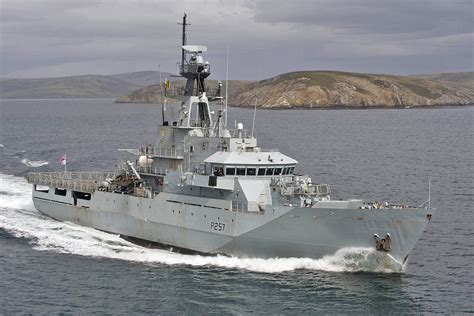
[374,233,392,252]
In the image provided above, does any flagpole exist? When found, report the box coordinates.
[61,154,67,173]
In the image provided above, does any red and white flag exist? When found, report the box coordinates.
[60,154,67,166]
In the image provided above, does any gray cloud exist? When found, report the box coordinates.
[255,0,473,36]
[1,0,472,79]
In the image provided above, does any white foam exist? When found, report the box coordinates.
[0,144,4,148]
[21,158,49,167]
[0,174,35,211]
[0,173,399,273]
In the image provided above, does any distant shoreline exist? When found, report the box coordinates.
[228,103,474,110]
[2,98,473,110]
[0,97,116,101]
[114,99,474,110]
[2,70,472,107]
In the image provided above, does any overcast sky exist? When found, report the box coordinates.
[1,0,473,80]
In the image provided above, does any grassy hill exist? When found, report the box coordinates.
[0,71,173,99]
[412,71,474,86]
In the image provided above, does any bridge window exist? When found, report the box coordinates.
[73,191,91,200]
[236,168,246,176]
[226,167,235,175]
[34,185,49,193]
[274,168,282,175]
[266,168,274,176]
[55,188,67,196]
[213,166,224,176]
[247,168,256,176]
[283,167,289,175]
[288,167,295,174]
[258,168,266,176]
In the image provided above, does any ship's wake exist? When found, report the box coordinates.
[20,158,50,168]
[0,144,49,168]
[0,173,402,273]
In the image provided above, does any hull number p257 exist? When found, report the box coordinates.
[210,222,225,231]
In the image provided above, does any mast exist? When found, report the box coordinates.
[173,14,212,128]
[178,13,189,70]
[158,65,165,123]
[178,15,210,97]
[251,66,261,137]
[225,45,229,127]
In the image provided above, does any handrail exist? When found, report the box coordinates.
[27,172,116,193]
[178,63,211,74]
[141,146,184,159]
[136,165,168,175]
[28,172,116,181]
[226,128,248,138]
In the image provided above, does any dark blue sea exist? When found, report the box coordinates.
[0,99,472,314]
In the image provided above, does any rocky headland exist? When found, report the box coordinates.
[115,71,474,109]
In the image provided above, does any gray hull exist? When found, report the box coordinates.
[32,189,432,270]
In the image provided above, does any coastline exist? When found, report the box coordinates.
[1,97,472,110]
[113,99,474,110]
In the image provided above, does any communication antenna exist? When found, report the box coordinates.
[224,44,229,128]
[419,178,432,208]
[158,65,165,123]
[251,66,261,137]
[428,179,431,209]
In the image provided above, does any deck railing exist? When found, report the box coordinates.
[141,147,184,159]
[27,172,116,193]
[179,63,211,74]
[136,165,168,175]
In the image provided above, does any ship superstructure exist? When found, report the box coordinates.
[27,14,433,271]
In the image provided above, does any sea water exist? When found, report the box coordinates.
[0,99,472,313]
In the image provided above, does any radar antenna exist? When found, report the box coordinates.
[177,15,210,96]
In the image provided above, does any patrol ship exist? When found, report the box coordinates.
[27,14,433,271]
